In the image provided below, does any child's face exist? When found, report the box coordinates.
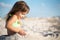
[19,12,27,18]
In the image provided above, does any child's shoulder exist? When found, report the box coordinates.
[8,15,17,22]
[11,15,17,19]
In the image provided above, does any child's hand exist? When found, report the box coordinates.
[18,30,26,36]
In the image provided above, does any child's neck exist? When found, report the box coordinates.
[15,13,21,20]
[17,16,21,20]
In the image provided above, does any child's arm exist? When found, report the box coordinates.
[6,15,26,36]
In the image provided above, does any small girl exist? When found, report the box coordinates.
[0,1,30,40]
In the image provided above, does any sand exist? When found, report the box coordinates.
[0,17,60,40]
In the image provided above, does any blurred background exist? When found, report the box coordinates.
[0,0,60,18]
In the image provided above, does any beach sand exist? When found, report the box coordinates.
[0,17,60,40]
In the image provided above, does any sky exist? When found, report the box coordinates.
[0,0,60,18]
